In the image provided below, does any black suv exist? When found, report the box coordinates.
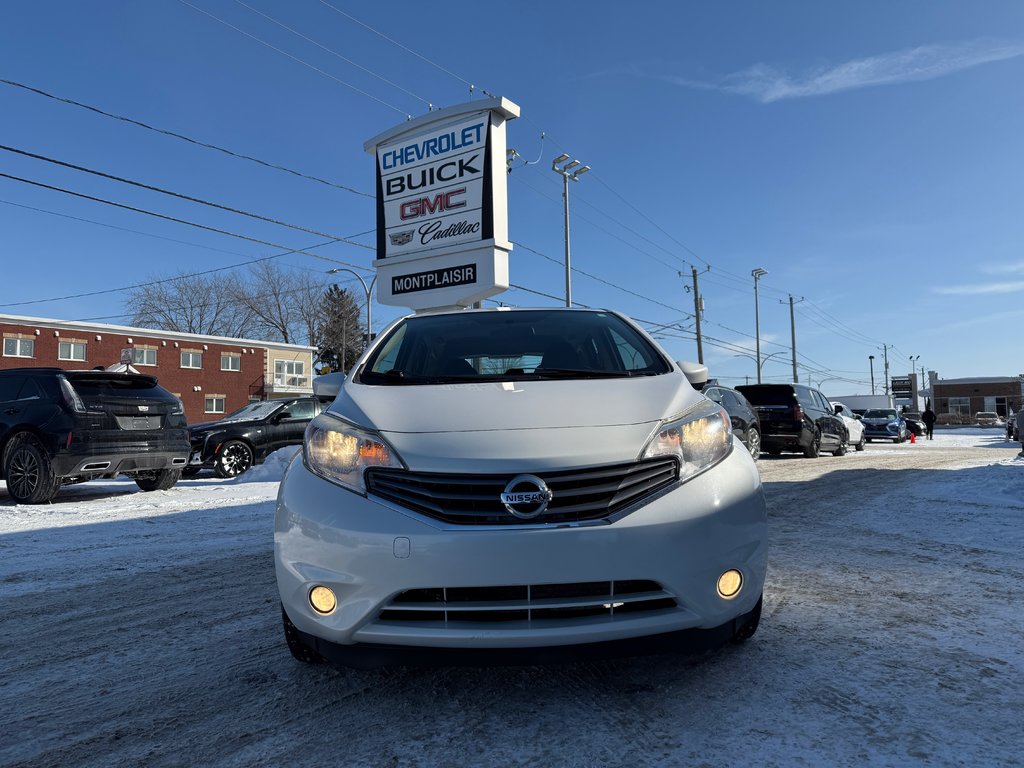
[703,383,761,461]
[0,368,190,504]
[736,383,848,458]
[185,397,324,478]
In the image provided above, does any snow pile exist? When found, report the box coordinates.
[231,445,300,483]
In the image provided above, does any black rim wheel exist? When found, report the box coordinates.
[8,446,41,500]
[218,442,252,477]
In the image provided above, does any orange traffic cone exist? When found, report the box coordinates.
[909,431,916,443]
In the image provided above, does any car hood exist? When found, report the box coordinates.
[188,418,259,433]
[327,374,703,472]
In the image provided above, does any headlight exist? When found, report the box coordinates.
[303,413,404,494]
[641,400,732,482]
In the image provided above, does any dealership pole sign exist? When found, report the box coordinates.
[364,97,520,311]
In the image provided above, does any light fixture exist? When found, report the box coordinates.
[717,570,743,599]
[309,585,337,615]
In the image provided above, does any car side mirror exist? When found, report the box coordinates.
[677,361,708,391]
[854,414,862,420]
[833,405,842,415]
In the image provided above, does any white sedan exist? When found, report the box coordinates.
[831,402,866,451]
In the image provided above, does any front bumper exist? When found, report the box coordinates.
[275,447,767,658]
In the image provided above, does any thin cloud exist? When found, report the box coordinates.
[659,39,1024,103]
[981,261,1024,275]
[933,281,1024,296]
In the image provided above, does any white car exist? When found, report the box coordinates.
[831,401,866,452]
[275,307,767,666]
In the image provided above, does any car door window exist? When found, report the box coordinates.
[0,376,24,402]
[16,378,45,401]
[283,400,315,421]
[794,386,818,414]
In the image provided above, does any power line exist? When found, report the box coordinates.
[318,0,482,95]
[0,78,372,198]
[177,0,408,117]
[234,0,431,107]
[0,144,373,248]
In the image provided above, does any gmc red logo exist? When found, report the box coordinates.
[399,188,467,220]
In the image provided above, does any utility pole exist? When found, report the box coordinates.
[785,294,803,383]
[691,267,703,364]
[752,268,768,384]
[869,355,876,395]
[551,154,591,308]
[882,344,891,397]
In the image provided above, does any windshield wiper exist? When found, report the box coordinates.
[534,368,636,379]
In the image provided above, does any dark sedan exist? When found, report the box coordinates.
[185,397,323,478]
[703,384,761,461]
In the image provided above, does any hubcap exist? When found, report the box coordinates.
[747,430,760,457]
[221,444,252,476]
[9,448,41,499]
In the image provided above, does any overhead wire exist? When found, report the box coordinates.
[0,144,372,248]
[0,78,372,197]
[177,0,409,117]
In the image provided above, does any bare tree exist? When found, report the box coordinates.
[126,272,257,337]
[231,262,324,345]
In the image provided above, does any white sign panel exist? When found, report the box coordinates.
[377,112,490,259]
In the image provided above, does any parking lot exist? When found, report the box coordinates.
[2,432,1022,767]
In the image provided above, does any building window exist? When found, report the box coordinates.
[3,337,34,358]
[181,351,203,369]
[274,360,307,387]
[58,341,87,361]
[124,348,157,366]
[204,396,225,414]
[947,397,971,416]
[221,353,241,371]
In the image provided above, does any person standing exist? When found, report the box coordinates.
[922,406,936,440]
[1016,408,1024,455]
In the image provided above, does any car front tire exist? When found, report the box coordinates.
[731,594,763,643]
[745,427,761,462]
[135,468,182,492]
[855,433,866,451]
[282,606,323,664]
[832,437,848,457]
[4,438,61,504]
[214,440,253,478]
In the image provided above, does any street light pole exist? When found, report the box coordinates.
[868,355,875,395]
[325,268,378,346]
[552,154,591,308]
[752,268,768,384]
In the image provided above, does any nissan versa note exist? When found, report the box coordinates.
[275,308,767,667]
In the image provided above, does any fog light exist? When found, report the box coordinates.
[309,585,337,615]
[717,570,743,599]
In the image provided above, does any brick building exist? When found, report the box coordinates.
[0,314,315,424]
[931,375,1024,420]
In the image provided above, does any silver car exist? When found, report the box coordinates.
[275,308,767,666]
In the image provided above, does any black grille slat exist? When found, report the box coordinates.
[376,580,678,625]
[366,458,678,525]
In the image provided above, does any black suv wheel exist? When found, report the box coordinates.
[215,440,253,478]
[5,437,61,504]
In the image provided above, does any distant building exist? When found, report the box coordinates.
[931,374,1024,419]
[0,314,316,423]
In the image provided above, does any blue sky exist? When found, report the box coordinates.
[2,1,1023,393]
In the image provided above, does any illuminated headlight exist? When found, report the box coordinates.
[641,400,732,482]
[303,413,403,494]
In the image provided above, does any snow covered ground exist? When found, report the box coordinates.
[1,432,1022,766]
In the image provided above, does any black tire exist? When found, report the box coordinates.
[135,468,182,492]
[854,433,866,451]
[4,438,61,504]
[832,437,848,457]
[282,607,322,664]
[731,594,763,644]
[745,427,761,462]
[893,437,900,444]
[803,429,821,458]
[181,466,201,478]
[214,440,253,479]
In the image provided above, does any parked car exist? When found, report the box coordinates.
[831,401,866,451]
[0,367,189,504]
[735,383,848,458]
[901,412,926,437]
[703,384,761,461]
[277,308,767,667]
[975,411,1004,427]
[861,409,908,443]
[186,397,325,478]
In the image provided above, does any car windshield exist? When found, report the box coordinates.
[220,401,282,422]
[864,409,898,419]
[358,309,671,385]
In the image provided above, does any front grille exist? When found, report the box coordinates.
[377,580,677,624]
[365,457,679,525]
